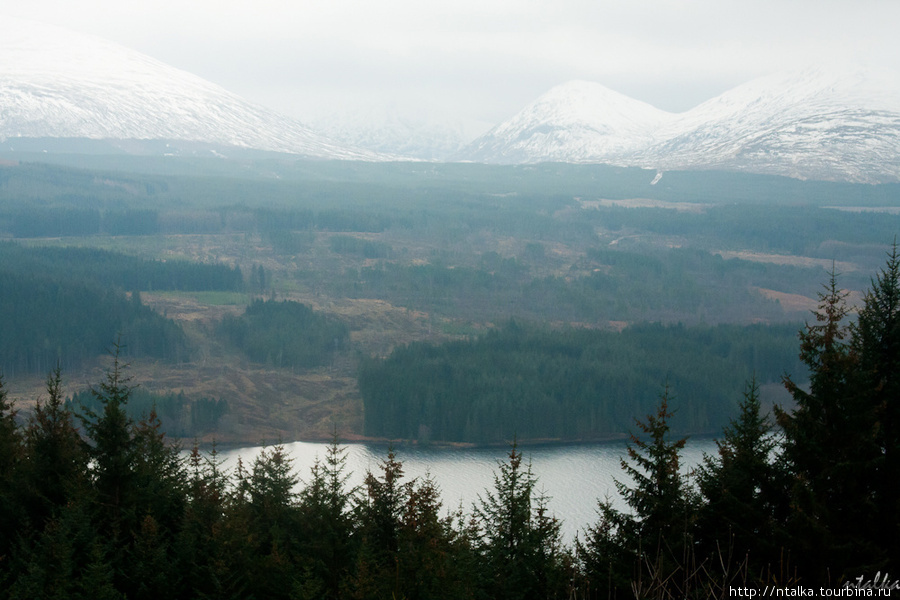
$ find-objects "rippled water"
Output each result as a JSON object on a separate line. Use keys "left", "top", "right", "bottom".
{"left": 216, "top": 437, "right": 718, "bottom": 543}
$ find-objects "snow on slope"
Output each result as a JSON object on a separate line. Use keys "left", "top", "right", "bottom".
{"left": 460, "top": 67, "right": 900, "bottom": 183}
{"left": 309, "top": 103, "right": 477, "bottom": 161}
{"left": 641, "top": 66, "right": 900, "bottom": 182}
{"left": 0, "top": 16, "right": 379, "bottom": 160}
{"left": 462, "top": 81, "right": 675, "bottom": 164}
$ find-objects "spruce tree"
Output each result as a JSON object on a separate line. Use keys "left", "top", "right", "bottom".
{"left": 618, "top": 385, "right": 693, "bottom": 547}
{"left": 244, "top": 444, "right": 301, "bottom": 600}
{"left": 296, "top": 436, "right": 356, "bottom": 600}
{"left": 396, "top": 475, "right": 453, "bottom": 600}
{"left": 79, "top": 346, "right": 138, "bottom": 540}
{"left": 21, "top": 367, "right": 87, "bottom": 528}
{"left": 474, "top": 440, "right": 568, "bottom": 600}
{"left": 0, "top": 374, "right": 23, "bottom": 595}
{"left": 352, "top": 446, "right": 406, "bottom": 600}
{"left": 776, "top": 268, "right": 880, "bottom": 579}
{"left": 695, "top": 377, "right": 788, "bottom": 581}
{"left": 176, "top": 442, "right": 231, "bottom": 600}
{"left": 852, "top": 242, "right": 900, "bottom": 568}
{"left": 580, "top": 386, "right": 695, "bottom": 597}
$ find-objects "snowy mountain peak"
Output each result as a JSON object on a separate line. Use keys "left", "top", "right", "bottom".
{"left": 503, "top": 80, "right": 673, "bottom": 131}
{"left": 461, "top": 66, "right": 900, "bottom": 183}
{"left": 0, "top": 15, "right": 380, "bottom": 159}
{"left": 308, "top": 102, "right": 483, "bottom": 161}
{"left": 462, "top": 80, "right": 674, "bottom": 164}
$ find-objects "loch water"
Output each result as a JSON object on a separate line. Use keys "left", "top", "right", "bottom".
{"left": 216, "top": 437, "right": 719, "bottom": 543}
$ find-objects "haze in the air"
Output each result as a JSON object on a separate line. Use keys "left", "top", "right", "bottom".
{"left": 3, "top": 0, "right": 899, "bottom": 139}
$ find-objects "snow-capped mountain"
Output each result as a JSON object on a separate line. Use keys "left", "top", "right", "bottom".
{"left": 459, "top": 67, "right": 900, "bottom": 184}
{"left": 640, "top": 66, "right": 900, "bottom": 183}
{"left": 0, "top": 16, "right": 378, "bottom": 160}
{"left": 462, "top": 81, "right": 675, "bottom": 164}
{"left": 309, "top": 104, "right": 481, "bottom": 161}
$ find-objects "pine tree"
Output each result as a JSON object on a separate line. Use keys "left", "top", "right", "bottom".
{"left": 244, "top": 444, "right": 301, "bottom": 600}
{"left": 296, "top": 435, "right": 356, "bottom": 600}
{"left": 580, "top": 386, "right": 695, "bottom": 597}
{"left": 79, "top": 346, "right": 138, "bottom": 539}
{"left": 776, "top": 268, "right": 880, "bottom": 578}
{"left": 695, "top": 377, "right": 788, "bottom": 581}
{"left": 474, "top": 440, "right": 568, "bottom": 600}
{"left": 176, "top": 442, "right": 231, "bottom": 600}
{"left": 0, "top": 374, "right": 23, "bottom": 595}
{"left": 852, "top": 241, "right": 900, "bottom": 567}
{"left": 352, "top": 446, "right": 406, "bottom": 600}
{"left": 21, "top": 367, "right": 87, "bottom": 528}
{"left": 397, "top": 475, "right": 447, "bottom": 599}
{"left": 618, "top": 385, "right": 694, "bottom": 547}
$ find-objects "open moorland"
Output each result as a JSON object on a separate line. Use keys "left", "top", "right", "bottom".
{"left": 1, "top": 157, "right": 898, "bottom": 443}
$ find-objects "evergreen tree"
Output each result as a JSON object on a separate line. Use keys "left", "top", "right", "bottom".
{"left": 296, "top": 436, "right": 357, "bottom": 600}
{"left": 244, "top": 444, "right": 301, "bottom": 600}
{"left": 776, "top": 268, "right": 879, "bottom": 579}
{"left": 695, "top": 377, "right": 788, "bottom": 582}
{"left": 79, "top": 346, "right": 138, "bottom": 540}
{"left": 77, "top": 346, "right": 190, "bottom": 597}
{"left": 21, "top": 368, "right": 87, "bottom": 528}
{"left": 618, "top": 386, "right": 694, "bottom": 548}
{"left": 352, "top": 446, "right": 407, "bottom": 600}
{"left": 474, "top": 440, "right": 569, "bottom": 600}
{"left": 123, "top": 410, "right": 186, "bottom": 598}
{"left": 131, "top": 408, "right": 186, "bottom": 534}
{"left": 577, "top": 496, "right": 637, "bottom": 598}
{"left": 396, "top": 474, "right": 455, "bottom": 600}
{"left": 852, "top": 242, "right": 900, "bottom": 568}
{"left": 579, "top": 386, "right": 695, "bottom": 597}
{"left": 0, "top": 374, "right": 23, "bottom": 594}
{"left": 176, "top": 442, "right": 232, "bottom": 600}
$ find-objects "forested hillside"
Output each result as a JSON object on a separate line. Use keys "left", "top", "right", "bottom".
{"left": 220, "top": 299, "right": 350, "bottom": 369}
{"left": 1, "top": 159, "right": 898, "bottom": 442}
{"left": 0, "top": 243, "right": 896, "bottom": 596}
{"left": 360, "top": 321, "right": 805, "bottom": 443}
{"left": 0, "top": 243, "right": 242, "bottom": 376}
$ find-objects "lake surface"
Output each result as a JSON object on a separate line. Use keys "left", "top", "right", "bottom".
{"left": 216, "top": 437, "right": 719, "bottom": 543}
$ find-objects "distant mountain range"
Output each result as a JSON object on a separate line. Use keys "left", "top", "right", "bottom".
{"left": 0, "top": 16, "right": 380, "bottom": 160}
{"left": 461, "top": 69, "right": 900, "bottom": 184}
{"left": 3, "top": 15, "right": 900, "bottom": 183}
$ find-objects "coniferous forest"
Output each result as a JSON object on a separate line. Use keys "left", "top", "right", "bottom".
{"left": 1, "top": 247, "right": 898, "bottom": 598}
{"left": 3, "top": 160, "right": 900, "bottom": 594}
{"left": 359, "top": 321, "right": 804, "bottom": 442}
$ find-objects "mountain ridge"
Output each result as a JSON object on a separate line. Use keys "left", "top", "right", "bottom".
{"left": 460, "top": 66, "right": 900, "bottom": 184}
{"left": 0, "top": 16, "right": 381, "bottom": 161}
{"left": 3, "top": 16, "right": 900, "bottom": 182}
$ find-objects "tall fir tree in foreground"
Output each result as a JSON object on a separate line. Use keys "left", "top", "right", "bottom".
{"left": 852, "top": 242, "right": 900, "bottom": 568}
{"left": 0, "top": 375, "right": 23, "bottom": 593}
{"left": 475, "top": 440, "right": 570, "bottom": 600}
{"left": 20, "top": 367, "right": 87, "bottom": 529}
{"left": 296, "top": 435, "right": 357, "bottom": 600}
{"left": 777, "top": 256, "right": 900, "bottom": 580}
{"left": 579, "top": 386, "right": 695, "bottom": 598}
{"left": 696, "top": 377, "right": 789, "bottom": 582}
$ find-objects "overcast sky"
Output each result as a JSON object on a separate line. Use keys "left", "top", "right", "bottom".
{"left": 4, "top": 0, "right": 900, "bottom": 136}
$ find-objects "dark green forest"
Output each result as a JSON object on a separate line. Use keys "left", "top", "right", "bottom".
{"left": 360, "top": 321, "right": 805, "bottom": 443}
{"left": 220, "top": 299, "right": 350, "bottom": 369}
{"left": 0, "top": 269, "right": 184, "bottom": 376}
{"left": 67, "top": 388, "right": 229, "bottom": 439}
{"left": 1, "top": 158, "right": 899, "bottom": 593}
{"left": 0, "top": 243, "right": 242, "bottom": 376}
{"left": 1, "top": 246, "right": 898, "bottom": 597}
{"left": 331, "top": 247, "right": 830, "bottom": 323}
